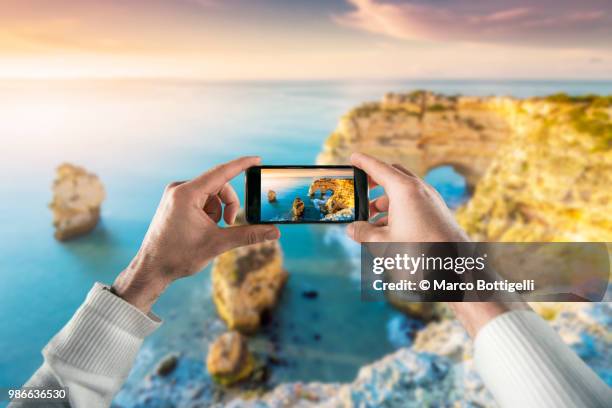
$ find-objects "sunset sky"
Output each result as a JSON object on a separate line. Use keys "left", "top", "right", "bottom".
{"left": 262, "top": 168, "right": 354, "bottom": 179}
{"left": 1, "top": 0, "right": 611, "bottom": 79}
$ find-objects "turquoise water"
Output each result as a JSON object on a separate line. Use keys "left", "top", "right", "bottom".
{"left": 1, "top": 80, "right": 611, "bottom": 404}
{"left": 424, "top": 166, "right": 470, "bottom": 209}
{"left": 262, "top": 177, "right": 328, "bottom": 221}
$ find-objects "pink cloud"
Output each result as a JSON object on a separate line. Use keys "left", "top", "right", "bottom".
{"left": 476, "top": 7, "right": 532, "bottom": 23}
{"left": 335, "top": 0, "right": 612, "bottom": 47}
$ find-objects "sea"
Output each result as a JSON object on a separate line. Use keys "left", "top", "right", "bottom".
{"left": 1, "top": 79, "right": 611, "bottom": 406}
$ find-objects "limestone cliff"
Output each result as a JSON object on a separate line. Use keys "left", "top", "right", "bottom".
{"left": 212, "top": 212, "right": 288, "bottom": 333}
{"left": 456, "top": 94, "right": 612, "bottom": 241}
{"left": 317, "top": 90, "right": 513, "bottom": 191}
{"left": 318, "top": 91, "right": 612, "bottom": 241}
{"left": 308, "top": 178, "right": 355, "bottom": 216}
{"left": 49, "top": 163, "right": 106, "bottom": 241}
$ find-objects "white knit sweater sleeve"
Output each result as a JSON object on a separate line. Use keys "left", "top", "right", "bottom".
{"left": 474, "top": 310, "right": 611, "bottom": 408}
{"left": 10, "top": 283, "right": 161, "bottom": 408}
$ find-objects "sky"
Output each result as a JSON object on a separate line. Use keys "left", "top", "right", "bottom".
{"left": 262, "top": 168, "right": 354, "bottom": 178}
{"left": 1, "top": 0, "right": 611, "bottom": 79}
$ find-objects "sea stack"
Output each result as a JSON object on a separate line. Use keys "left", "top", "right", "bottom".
{"left": 49, "top": 163, "right": 106, "bottom": 241}
{"left": 267, "top": 190, "right": 277, "bottom": 202}
{"left": 211, "top": 211, "right": 288, "bottom": 333}
{"left": 206, "top": 331, "right": 255, "bottom": 386}
{"left": 292, "top": 197, "right": 305, "bottom": 219}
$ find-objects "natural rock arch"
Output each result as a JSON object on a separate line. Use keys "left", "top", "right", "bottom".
{"left": 317, "top": 91, "right": 513, "bottom": 192}
{"left": 421, "top": 162, "right": 476, "bottom": 194}
{"left": 308, "top": 178, "right": 339, "bottom": 198}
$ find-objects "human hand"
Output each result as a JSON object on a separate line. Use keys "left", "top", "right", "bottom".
{"left": 346, "top": 152, "right": 469, "bottom": 243}
{"left": 113, "top": 156, "right": 280, "bottom": 312}
{"left": 346, "top": 153, "right": 529, "bottom": 336}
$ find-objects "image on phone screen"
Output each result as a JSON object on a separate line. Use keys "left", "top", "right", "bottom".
{"left": 261, "top": 167, "right": 355, "bottom": 222}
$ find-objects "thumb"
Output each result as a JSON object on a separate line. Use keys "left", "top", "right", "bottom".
{"left": 346, "top": 221, "right": 380, "bottom": 242}
{"left": 217, "top": 224, "right": 280, "bottom": 252}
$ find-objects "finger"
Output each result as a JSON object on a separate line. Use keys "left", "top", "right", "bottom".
{"left": 204, "top": 195, "right": 223, "bottom": 223}
{"left": 165, "top": 180, "right": 187, "bottom": 191}
{"left": 374, "top": 215, "right": 388, "bottom": 226}
{"left": 368, "top": 175, "right": 379, "bottom": 189}
{"left": 187, "top": 156, "right": 261, "bottom": 195}
{"left": 392, "top": 163, "right": 418, "bottom": 178}
{"left": 369, "top": 195, "right": 389, "bottom": 216}
{"left": 346, "top": 221, "right": 383, "bottom": 243}
{"left": 350, "top": 152, "right": 404, "bottom": 190}
{"left": 218, "top": 183, "right": 240, "bottom": 225}
{"left": 217, "top": 224, "right": 280, "bottom": 252}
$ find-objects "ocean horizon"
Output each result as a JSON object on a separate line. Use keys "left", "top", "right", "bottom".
{"left": 1, "top": 79, "right": 611, "bottom": 406}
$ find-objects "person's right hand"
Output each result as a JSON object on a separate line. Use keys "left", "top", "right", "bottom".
{"left": 346, "top": 152, "right": 469, "bottom": 243}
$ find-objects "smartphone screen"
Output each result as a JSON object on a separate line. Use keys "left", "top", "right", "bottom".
{"left": 245, "top": 166, "right": 368, "bottom": 224}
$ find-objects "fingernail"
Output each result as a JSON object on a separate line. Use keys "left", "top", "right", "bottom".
{"left": 265, "top": 229, "right": 279, "bottom": 240}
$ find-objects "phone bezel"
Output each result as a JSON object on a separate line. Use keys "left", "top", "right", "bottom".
{"left": 245, "top": 165, "right": 368, "bottom": 224}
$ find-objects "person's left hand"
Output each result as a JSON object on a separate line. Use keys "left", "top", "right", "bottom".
{"left": 112, "top": 156, "right": 280, "bottom": 312}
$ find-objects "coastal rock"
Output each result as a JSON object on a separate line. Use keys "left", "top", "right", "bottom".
{"left": 309, "top": 178, "right": 355, "bottom": 217}
{"left": 322, "top": 207, "right": 354, "bottom": 221}
{"left": 317, "top": 90, "right": 611, "bottom": 315}
{"left": 206, "top": 331, "right": 255, "bottom": 386}
{"left": 212, "top": 212, "right": 288, "bottom": 333}
{"left": 221, "top": 303, "right": 610, "bottom": 407}
{"left": 267, "top": 190, "right": 277, "bottom": 202}
{"left": 155, "top": 353, "right": 179, "bottom": 377}
{"left": 455, "top": 95, "right": 612, "bottom": 241}
{"left": 317, "top": 90, "right": 512, "bottom": 191}
{"left": 292, "top": 197, "right": 305, "bottom": 219}
{"left": 124, "top": 304, "right": 610, "bottom": 407}
{"left": 387, "top": 298, "right": 452, "bottom": 322}
{"left": 225, "top": 349, "right": 469, "bottom": 407}
{"left": 413, "top": 319, "right": 472, "bottom": 361}
{"left": 317, "top": 92, "right": 612, "bottom": 242}
{"left": 49, "top": 163, "right": 105, "bottom": 240}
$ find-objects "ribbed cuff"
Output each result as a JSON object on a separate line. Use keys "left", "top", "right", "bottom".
{"left": 43, "top": 282, "right": 162, "bottom": 378}
{"left": 474, "top": 310, "right": 611, "bottom": 408}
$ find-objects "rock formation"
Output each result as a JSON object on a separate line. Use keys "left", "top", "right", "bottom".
{"left": 456, "top": 95, "right": 612, "bottom": 241}
{"left": 126, "top": 303, "right": 610, "bottom": 406}
{"left": 317, "top": 90, "right": 513, "bottom": 191}
{"left": 211, "top": 212, "right": 288, "bottom": 333}
{"left": 308, "top": 178, "right": 355, "bottom": 217}
{"left": 206, "top": 331, "right": 255, "bottom": 386}
{"left": 317, "top": 91, "right": 612, "bottom": 242}
{"left": 217, "top": 303, "right": 609, "bottom": 407}
{"left": 49, "top": 163, "right": 106, "bottom": 241}
{"left": 155, "top": 353, "right": 179, "bottom": 377}
{"left": 292, "top": 197, "right": 305, "bottom": 219}
{"left": 267, "top": 190, "right": 277, "bottom": 202}
{"left": 318, "top": 90, "right": 612, "bottom": 318}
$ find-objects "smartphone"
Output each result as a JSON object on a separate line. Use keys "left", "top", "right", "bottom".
{"left": 245, "top": 165, "right": 369, "bottom": 224}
